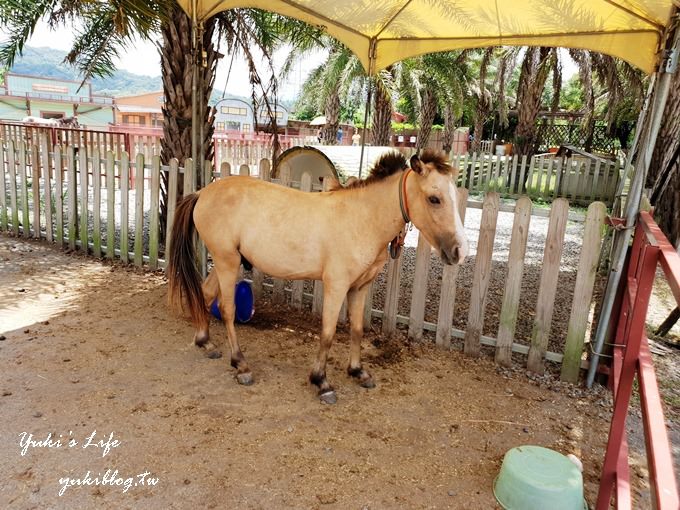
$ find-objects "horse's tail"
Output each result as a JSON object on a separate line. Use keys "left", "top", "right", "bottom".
{"left": 166, "top": 193, "right": 206, "bottom": 325}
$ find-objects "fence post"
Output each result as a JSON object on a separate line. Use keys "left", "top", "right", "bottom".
{"left": 8, "top": 143, "right": 18, "bottom": 234}
{"left": 495, "top": 196, "right": 532, "bottom": 365}
{"left": 560, "top": 202, "right": 607, "bottom": 382}
{"left": 469, "top": 152, "right": 478, "bottom": 191}
{"left": 435, "top": 188, "right": 469, "bottom": 348}
{"left": 382, "top": 252, "right": 403, "bottom": 336}
{"left": 259, "top": 158, "right": 271, "bottom": 181}
{"left": 149, "top": 155, "right": 161, "bottom": 269}
{"left": 464, "top": 192, "right": 499, "bottom": 356}
{"left": 0, "top": 143, "right": 7, "bottom": 232}
{"left": 78, "top": 144, "right": 89, "bottom": 252}
{"left": 120, "top": 151, "right": 130, "bottom": 263}
{"left": 592, "top": 159, "right": 602, "bottom": 201}
{"left": 408, "top": 229, "right": 432, "bottom": 341}
{"left": 527, "top": 198, "right": 570, "bottom": 373}
{"left": 40, "top": 136, "right": 53, "bottom": 242}
{"left": 54, "top": 145, "right": 64, "bottom": 247}
{"left": 92, "top": 147, "right": 102, "bottom": 257}
{"left": 165, "top": 159, "right": 180, "bottom": 261}
{"left": 134, "top": 153, "right": 145, "bottom": 266}
{"left": 106, "top": 151, "right": 115, "bottom": 259}
{"left": 66, "top": 146, "right": 77, "bottom": 250}
{"left": 18, "top": 142, "right": 30, "bottom": 238}
{"left": 220, "top": 161, "right": 231, "bottom": 177}
{"left": 31, "top": 143, "right": 40, "bottom": 239}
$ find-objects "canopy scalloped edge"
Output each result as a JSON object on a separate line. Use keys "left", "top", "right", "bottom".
{"left": 178, "top": 1, "right": 679, "bottom": 74}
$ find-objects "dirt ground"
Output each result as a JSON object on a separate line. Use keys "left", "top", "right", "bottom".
{"left": 0, "top": 235, "right": 630, "bottom": 509}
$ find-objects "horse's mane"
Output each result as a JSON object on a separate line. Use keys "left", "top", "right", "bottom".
{"left": 331, "top": 149, "right": 453, "bottom": 191}
{"left": 336, "top": 151, "right": 408, "bottom": 191}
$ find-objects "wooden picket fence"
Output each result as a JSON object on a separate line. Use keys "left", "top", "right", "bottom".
{"left": 453, "top": 151, "right": 622, "bottom": 206}
{"left": 1, "top": 139, "right": 607, "bottom": 379}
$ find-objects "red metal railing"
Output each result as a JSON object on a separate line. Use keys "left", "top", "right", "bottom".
{"left": 597, "top": 211, "right": 679, "bottom": 509}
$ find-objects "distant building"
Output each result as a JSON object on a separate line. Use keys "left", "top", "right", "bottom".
{"left": 114, "top": 91, "right": 164, "bottom": 128}
{"left": 0, "top": 72, "right": 114, "bottom": 127}
{"left": 214, "top": 98, "right": 288, "bottom": 133}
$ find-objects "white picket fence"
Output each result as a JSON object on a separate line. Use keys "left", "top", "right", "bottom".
{"left": 452, "top": 152, "right": 622, "bottom": 205}
{"left": 1, "top": 139, "right": 607, "bottom": 380}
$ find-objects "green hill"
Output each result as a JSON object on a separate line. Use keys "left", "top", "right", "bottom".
{"left": 7, "top": 45, "right": 293, "bottom": 109}
{"left": 9, "top": 46, "right": 162, "bottom": 97}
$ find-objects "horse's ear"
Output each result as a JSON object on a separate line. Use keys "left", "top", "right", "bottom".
{"left": 451, "top": 165, "right": 460, "bottom": 180}
{"left": 410, "top": 155, "right": 427, "bottom": 175}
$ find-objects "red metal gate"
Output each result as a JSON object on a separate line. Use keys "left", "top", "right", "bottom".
{"left": 597, "top": 211, "right": 679, "bottom": 509}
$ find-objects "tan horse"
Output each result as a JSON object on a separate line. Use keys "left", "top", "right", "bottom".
{"left": 167, "top": 150, "right": 468, "bottom": 404}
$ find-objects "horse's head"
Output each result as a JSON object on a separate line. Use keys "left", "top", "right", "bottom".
{"left": 407, "top": 150, "right": 468, "bottom": 265}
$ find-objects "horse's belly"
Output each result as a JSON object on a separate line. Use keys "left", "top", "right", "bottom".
{"left": 240, "top": 240, "right": 323, "bottom": 280}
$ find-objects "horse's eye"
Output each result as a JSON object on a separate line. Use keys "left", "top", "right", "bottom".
{"left": 428, "top": 196, "right": 441, "bottom": 205}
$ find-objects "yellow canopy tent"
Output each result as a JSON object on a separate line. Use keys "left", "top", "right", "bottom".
{"left": 179, "top": 0, "right": 679, "bottom": 390}
{"left": 178, "top": 0, "right": 678, "bottom": 74}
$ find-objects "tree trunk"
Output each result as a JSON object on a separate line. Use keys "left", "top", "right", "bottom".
{"left": 372, "top": 81, "right": 392, "bottom": 146}
{"left": 648, "top": 65, "right": 680, "bottom": 245}
{"left": 514, "top": 47, "right": 553, "bottom": 159}
{"left": 471, "top": 113, "right": 485, "bottom": 153}
{"left": 442, "top": 104, "right": 456, "bottom": 155}
{"left": 416, "top": 87, "right": 437, "bottom": 152}
{"left": 323, "top": 86, "right": 341, "bottom": 145}
{"left": 158, "top": 5, "right": 217, "bottom": 240}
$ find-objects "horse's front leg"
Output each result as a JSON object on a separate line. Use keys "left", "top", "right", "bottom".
{"left": 310, "top": 282, "right": 347, "bottom": 404}
{"left": 346, "top": 283, "right": 375, "bottom": 388}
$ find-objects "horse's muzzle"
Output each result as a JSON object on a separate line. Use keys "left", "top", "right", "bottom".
{"left": 440, "top": 238, "right": 468, "bottom": 266}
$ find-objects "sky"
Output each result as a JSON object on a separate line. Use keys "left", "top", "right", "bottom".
{"left": 16, "top": 19, "right": 325, "bottom": 100}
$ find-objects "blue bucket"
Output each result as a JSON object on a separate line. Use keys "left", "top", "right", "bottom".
{"left": 210, "top": 281, "right": 255, "bottom": 323}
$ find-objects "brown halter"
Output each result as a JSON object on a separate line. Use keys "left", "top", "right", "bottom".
{"left": 389, "top": 168, "right": 412, "bottom": 259}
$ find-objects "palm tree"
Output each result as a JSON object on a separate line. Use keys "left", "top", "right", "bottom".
{"left": 371, "top": 67, "right": 394, "bottom": 146}
{"left": 294, "top": 41, "right": 366, "bottom": 145}
{"left": 396, "top": 51, "right": 469, "bottom": 153}
{"left": 514, "top": 47, "right": 556, "bottom": 157}
{"left": 470, "top": 47, "right": 496, "bottom": 153}
{"left": 2, "top": 1, "right": 322, "bottom": 238}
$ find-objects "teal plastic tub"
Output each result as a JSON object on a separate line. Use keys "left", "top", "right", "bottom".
{"left": 493, "top": 446, "right": 586, "bottom": 510}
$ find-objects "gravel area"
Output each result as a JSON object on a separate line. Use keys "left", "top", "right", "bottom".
{"left": 373, "top": 203, "right": 605, "bottom": 355}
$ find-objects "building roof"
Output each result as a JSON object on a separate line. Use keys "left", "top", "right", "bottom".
{"left": 116, "top": 104, "right": 162, "bottom": 114}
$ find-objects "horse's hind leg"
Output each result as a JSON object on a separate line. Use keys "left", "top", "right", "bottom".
{"left": 310, "top": 282, "right": 347, "bottom": 404}
{"left": 195, "top": 270, "right": 219, "bottom": 348}
{"left": 346, "top": 284, "right": 375, "bottom": 388}
{"left": 213, "top": 252, "right": 253, "bottom": 385}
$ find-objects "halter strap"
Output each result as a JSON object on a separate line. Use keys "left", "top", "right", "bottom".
{"left": 398, "top": 168, "right": 412, "bottom": 224}
{"left": 390, "top": 169, "right": 412, "bottom": 259}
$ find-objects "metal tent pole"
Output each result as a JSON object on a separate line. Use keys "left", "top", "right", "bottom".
{"left": 358, "top": 38, "right": 378, "bottom": 179}
{"left": 610, "top": 75, "right": 657, "bottom": 217}
{"left": 586, "top": 19, "right": 679, "bottom": 388}
{"left": 358, "top": 78, "right": 373, "bottom": 179}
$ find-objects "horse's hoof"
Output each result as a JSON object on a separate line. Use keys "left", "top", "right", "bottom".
{"left": 206, "top": 350, "right": 222, "bottom": 359}
{"left": 194, "top": 334, "right": 210, "bottom": 347}
{"left": 360, "top": 378, "right": 376, "bottom": 389}
{"left": 319, "top": 390, "right": 337, "bottom": 405}
{"left": 236, "top": 372, "right": 254, "bottom": 386}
